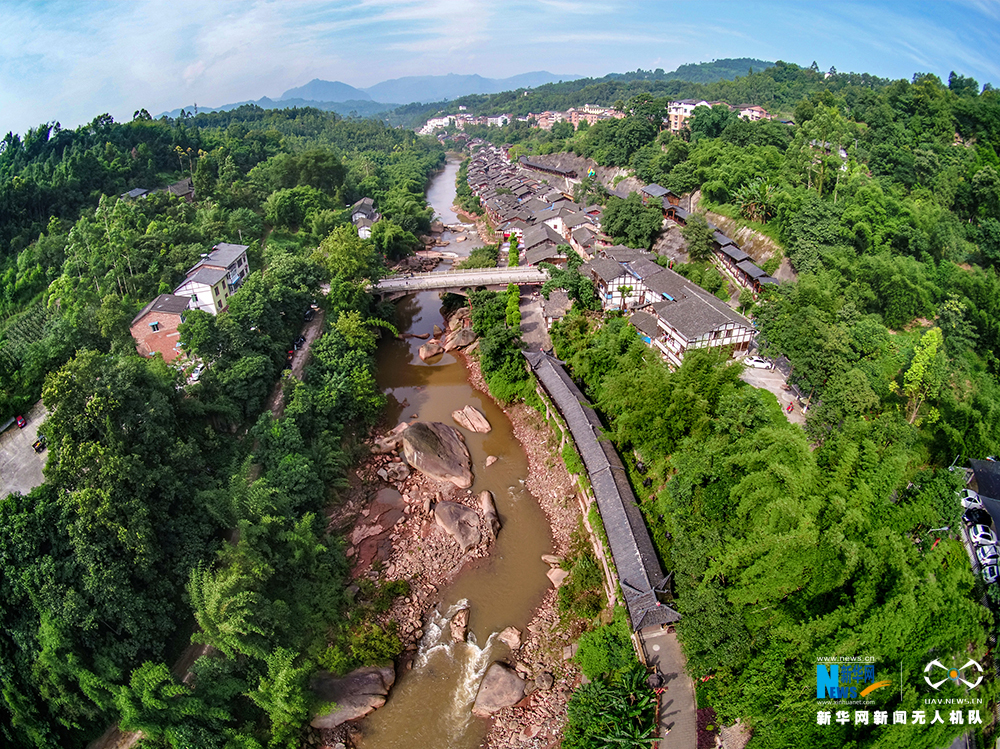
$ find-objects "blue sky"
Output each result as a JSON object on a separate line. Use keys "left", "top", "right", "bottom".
{"left": 1, "top": 0, "right": 998, "bottom": 136}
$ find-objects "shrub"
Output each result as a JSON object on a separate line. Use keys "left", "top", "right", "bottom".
{"left": 562, "top": 441, "right": 584, "bottom": 475}
{"left": 574, "top": 607, "right": 635, "bottom": 680}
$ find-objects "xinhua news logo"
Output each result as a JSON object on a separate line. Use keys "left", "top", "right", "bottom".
{"left": 817, "top": 663, "right": 891, "bottom": 700}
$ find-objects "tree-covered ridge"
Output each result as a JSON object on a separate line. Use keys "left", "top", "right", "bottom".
{"left": 550, "top": 316, "right": 991, "bottom": 748}
{"left": 0, "top": 106, "right": 443, "bottom": 748}
{"left": 0, "top": 106, "right": 443, "bottom": 416}
{"left": 388, "top": 59, "right": 907, "bottom": 127}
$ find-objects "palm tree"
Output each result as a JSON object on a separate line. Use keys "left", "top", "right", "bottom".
{"left": 733, "top": 177, "right": 776, "bottom": 224}
{"left": 617, "top": 285, "right": 634, "bottom": 310}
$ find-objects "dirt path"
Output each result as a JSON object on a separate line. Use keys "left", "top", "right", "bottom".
{"left": 266, "top": 308, "right": 326, "bottom": 418}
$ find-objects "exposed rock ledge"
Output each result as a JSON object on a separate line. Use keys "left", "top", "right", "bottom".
{"left": 310, "top": 664, "right": 396, "bottom": 728}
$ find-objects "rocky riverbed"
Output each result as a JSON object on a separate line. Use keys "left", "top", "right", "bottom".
{"left": 461, "top": 352, "right": 585, "bottom": 749}
{"left": 315, "top": 338, "right": 585, "bottom": 748}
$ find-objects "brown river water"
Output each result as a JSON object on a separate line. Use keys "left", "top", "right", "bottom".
{"left": 354, "top": 156, "right": 554, "bottom": 748}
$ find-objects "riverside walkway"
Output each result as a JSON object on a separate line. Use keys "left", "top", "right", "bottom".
{"left": 523, "top": 350, "right": 696, "bottom": 749}
{"left": 373, "top": 267, "right": 548, "bottom": 298}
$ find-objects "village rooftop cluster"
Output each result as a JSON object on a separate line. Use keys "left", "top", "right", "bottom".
{"left": 420, "top": 100, "right": 773, "bottom": 137}
{"left": 465, "top": 144, "right": 777, "bottom": 367}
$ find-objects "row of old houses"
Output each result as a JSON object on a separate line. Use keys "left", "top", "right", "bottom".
{"left": 633, "top": 181, "right": 778, "bottom": 294}
{"left": 578, "top": 245, "right": 757, "bottom": 367}
{"left": 467, "top": 145, "right": 613, "bottom": 264}
{"left": 467, "top": 145, "right": 773, "bottom": 367}
{"left": 129, "top": 243, "right": 251, "bottom": 363}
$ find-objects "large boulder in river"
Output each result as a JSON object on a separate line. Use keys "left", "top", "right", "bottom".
{"left": 452, "top": 404, "right": 491, "bottom": 433}
{"left": 472, "top": 662, "right": 526, "bottom": 717}
{"left": 418, "top": 341, "right": 444, "bottom": 361}
{"left": 401, "top": 422, "right": 473, "bottom": 488}
{"left": 310, "top": 664, "right": 396, "bottom": 728}
{"left": 443, "top": 327, "right": 478, "bottom": 352}
{"left": 434, "top": 501, "right": 481, "bottom": 551}
{"left": 479, "top": 490, "right": 500, "bottom": 540}
{"left": 450, "top": 605, "right": 470, "bottom": 642}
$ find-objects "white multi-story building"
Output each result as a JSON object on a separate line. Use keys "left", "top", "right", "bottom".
{"left": 173, "top": 243, "right": 250, "bottom": 315}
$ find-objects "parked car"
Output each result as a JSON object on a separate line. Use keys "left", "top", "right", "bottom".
{"left": 15, "top": 415, "right": 26, "bottom": 428}
{"left": 976, "top": 545, "right": 999, "bottom": 565}
{"left": 743, "top": 355, "right": 771, "bottom": 369}
{"left": 190, "top": 364, "right": 205, "bottom": 383}
{"left": 970, "top": 524, "right": 997, "bottom": 545}
{"left": 964, "top": 508, "right": 992, "bottom": 526}
{"left": 32, "top": 435, "right": 46, "bottom": 453}
{"left": 984, "top": 564, "right": 1000, "bottom": 584}
{"left": 295, "top": 335, "right": 306, "bottom": 347}
{"left": 303, "top": 308, "right": 315, "bottom": 322}
{"left": 959, "top": 489, "right": 984, "bottom": 510}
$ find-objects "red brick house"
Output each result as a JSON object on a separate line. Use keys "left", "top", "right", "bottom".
{"left": 130, "top": 294, "right": 192, "bottom": 363}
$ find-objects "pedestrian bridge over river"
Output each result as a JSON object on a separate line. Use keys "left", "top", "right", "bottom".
{"left": 373, "top": 267, "right": 549, "bottom": 300}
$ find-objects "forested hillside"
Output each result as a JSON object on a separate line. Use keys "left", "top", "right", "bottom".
{"left": 469, "top": 69, "right": 1000, "bottom": 747}
{"left": 0, "top": 106, "right": 444, "bottom": 748}
{"left": 386, "top": 59, "right": 895, "bottom": 127}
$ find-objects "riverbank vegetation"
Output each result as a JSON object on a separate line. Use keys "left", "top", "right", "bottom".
{"left": 467, "top": 288, "right": 531, "bottom": 402}
{"left": 454, "top": 241, "right": 500, "bottom": 270}
{"left": 454, "top": 157, "right": 484, "bottom": 216}
{"left": 0, "top": 106, "right": 443, "bottom": 748}
{"left": 564, "top": 607, "right": 656, "bottom": 749}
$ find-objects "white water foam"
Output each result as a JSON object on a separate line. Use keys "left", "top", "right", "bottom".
{"left": 414, "top": 599, "right": 499, "bottom": 738}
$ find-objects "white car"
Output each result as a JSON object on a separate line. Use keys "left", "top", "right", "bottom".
{"left": 743, "top": 355, "right": 771, "bottom": 369}
{"left": 970, "top": 524, "right": 997, "bottom": 546}
{"left": 984, "top": 565, "right": 999, "bottom": 584}
{"left": 959, "top": 489, "right": 983, "bottom": 510}
{"left": 976, "top": 545, "right": 999, "bottom": 565}
{"left": 190, "top": 363, "right": 205, "bottom": 383}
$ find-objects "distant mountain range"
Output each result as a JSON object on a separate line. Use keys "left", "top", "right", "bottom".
{"left": 157, "top": 97, "right": 392, "bottom": 121}
{"left": 157, "top": 71, "right": 581, "bottom": 118}
{"left": 354, "top": 71, "right": 583, "bottom": 103}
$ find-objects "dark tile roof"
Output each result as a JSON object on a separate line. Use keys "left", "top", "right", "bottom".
{"left": 646, "top": 274, "right": 752, "bottom": 340}
{"left": 181, "top": 266, "right": 227, "bottom": 287}
{"left": 522, "top": 223, "right": 564, "bottom": 251}
{"left": 642, "top": 270, "right": 689, "bottom": 300}
{"left": 713, "top": 231, "right": 735, "bottom": 247}
{"left": 583, "top": 258, "right": 628, "bottom": 284}
{"left": 630, "top": 311, "right": 661, "bottom": 339}
{"left": 572, "top": 226, "right": 596, "bottom": 247}
{"left": 167, "top": 177, "right": 194, "bottom": 197}
{"left": 121, "top": 187, "right": 149, "bottom": 199}
{"left": 973, "top": 459, "right": 1000, "bottom": 499}
{"left": 563, "top": 212, "right": 594, "bottom": 229}
{"left": 642, "top": 184, "right": 669, "bottom": 198}
{"left": 131, "top": 294, "right": 191, "bottom": 326}
{"left": 525, "top": 244, "right": 564, "bottom": 265}
{"left": 736, "top": 260, "right": 768, "bottom": 280}
{"left": 602, "top": 245, "right": 652, "bottom": 263}
{"left": 543, "top": 289, "right": 573, "bottom": 319}
{"left": 523, "top": 351, "right": 679, "bottom": 630}
{"left": 207, "top": 243, "right": 249, "bottom": 267}
{"left": 626, "top": 258, "right": 665, "bottom": 280}
{"left": 718, "top": 244, "right": 750, "bottom": 263}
